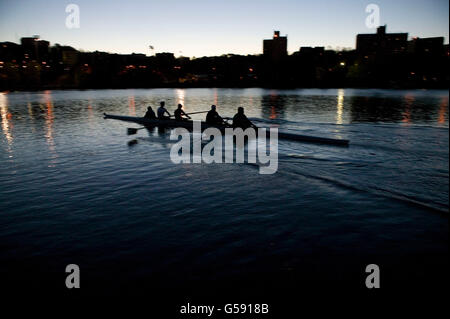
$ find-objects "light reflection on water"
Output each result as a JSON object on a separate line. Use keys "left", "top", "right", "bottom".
{"left": 439, "top": 96, "right": 448, "bottom": 125}
{"left": 0, "top": 92, "right": 12, "bottom": 146}
{"left": 43, "top": 91, "right": 55, "bottom": 149}
{"left": 402, "top": 93, "right": 414, "bottom": 124}
{"left": 128, "top": 95, "right": 136, "bottom": 116}
{"left": 336, "top": 88, "right": 344, "bottom": 125}
{"left": 0, "top": 92, "right": 14, "bottom": 161}
{"left": 176, "top": 88, "right": 185, "bottom": 107}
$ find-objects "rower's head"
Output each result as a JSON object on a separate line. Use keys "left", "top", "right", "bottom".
{"left": 238, "top": 107, "right": 244, "bottom": 114}
{"left": 147, "top": 106, "right": 153, "bottom": 111}
{"left": 211, "top": 105, "right": 216, "bottom": 111}
{"left": 160, "top": 101, "right": 165, "bottom": 107}
{"left": 177, "top": 104, "right": 183, "bottom": 109}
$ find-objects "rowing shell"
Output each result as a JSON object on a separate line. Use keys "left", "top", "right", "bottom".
{"left": 103, "top": 113, "right": 349, "bottom": 146}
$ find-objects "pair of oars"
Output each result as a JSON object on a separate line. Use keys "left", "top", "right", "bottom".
{"left": 127, "top": 110, "right": 209, "bottom": 135}
{"left": 222, "top": 116, "right": 258, "bottom": 129}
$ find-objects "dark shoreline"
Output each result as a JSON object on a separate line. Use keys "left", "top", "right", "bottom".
{"left": 2, "top": 84, "right": 449, "bottom": 93}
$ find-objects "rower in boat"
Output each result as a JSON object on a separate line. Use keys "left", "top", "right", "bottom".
{"left": 232, "top": 107, "right": 256, "bottom": 129}
{"left": 174, "top": 104, "right": 191, "bottom": 121}
{"left": 205, "top": 105, "right": 224, "bottom": 125}
{"left": 144, "top": 106, "right": 156, "bottom": 119}
{"left": 157, "top": 101, "right": 171, "bottom": 120}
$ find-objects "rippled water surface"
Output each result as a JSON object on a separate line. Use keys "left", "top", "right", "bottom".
{"left": 0, "top": 88, "right": 448, "bottom": 294}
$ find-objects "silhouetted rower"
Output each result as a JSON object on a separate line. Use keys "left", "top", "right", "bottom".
{"left": 144, "top": 106, "right": 156, "bottom": 119}
{"left": 174, "top": 104, "right": 191, "bottom": 121}
{"left": 157, "top": 101, "right": 171, "bottom": 119}
{"left": 232, "top": 107, "right": 254, "bottom": 129}
{"left": 206, "top": 105, "right": 224, "bottom": 125}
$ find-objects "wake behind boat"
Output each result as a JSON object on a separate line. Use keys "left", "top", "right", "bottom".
{"left": 103, "top": 113, "right": 350, "bottom": 146}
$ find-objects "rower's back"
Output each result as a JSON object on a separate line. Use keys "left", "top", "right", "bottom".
{"left": 174, "top": 108, "right": 183, "bottom": 121}
{"left": 206, "top": 105, "right": 221, "bottom": 124}
{"left": 144, "top": 107, "right": 156, "bottom": 119}
{"left": 157, "top": 101, "right": 168, "bottom": 119}
{"left": 206, "top": 110, "right": 219, "bottom": 124}
{"left": 232, "top": 107, "right": 252, "bottom": 129}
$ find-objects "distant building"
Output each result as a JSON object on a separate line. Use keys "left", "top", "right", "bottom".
{"left": 20, "top": 37, "right": 37, "bottom": 49}
{"left": 20, "top": 36, "right": 50, "bottom": 61}
{"left": 356, "top": 25, "right": 408, "bottom": 55}
{"left": 296, "top": 46, "right": 325, "bottom": 56}
{"left": 0, "top": 42, "right": 21, "bottom": 61}
{"left": 408, "top": 37, "right": 445, "bottom": 56}
{"left": 62, "top": 49, "right": 78, "bottom": 65}
{"left": 155, "top": 52, "right": 175, "bottom": 59}
{"left": 263, "top": 31, "right": 287, "bottom": 61}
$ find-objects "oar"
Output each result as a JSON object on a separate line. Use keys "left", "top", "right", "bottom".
{"left": 180, "top": 110, "right": 209, "bottom": 116}
{"left": 168, "top": 110, "right": 210, "bottom": 118}
{"left": 127, "top": 110, "right": 210, "bottom": 135}
{"left": 127, "top": 127, "right": 146, "bottom": 135}
{"left": 222, "top": 116, "right": 257, "bottom": 129}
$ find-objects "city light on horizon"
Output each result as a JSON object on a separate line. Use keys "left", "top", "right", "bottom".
{"left": 0, "top": 0, "right": 448, "bottom": 57}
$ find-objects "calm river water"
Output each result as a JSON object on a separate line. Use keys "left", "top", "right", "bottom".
{"left": 0, "top": 88, "right": 448, "bottom": 300}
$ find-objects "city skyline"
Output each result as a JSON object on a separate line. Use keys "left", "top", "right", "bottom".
{"left": 0, "top": 0, "right": 449, "bottom": 57}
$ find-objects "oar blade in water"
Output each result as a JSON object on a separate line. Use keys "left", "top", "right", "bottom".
{"left": 127, "top": 128, "right": 138, "bottom": 135}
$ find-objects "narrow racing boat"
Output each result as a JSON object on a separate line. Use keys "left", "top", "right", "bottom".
{"left": 104, "top": 113, "right": 349, "bottom": 146}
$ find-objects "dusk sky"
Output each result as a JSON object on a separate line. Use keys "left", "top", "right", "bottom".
{"left": 0, "top": 0, "right": 448, "bottom": 57}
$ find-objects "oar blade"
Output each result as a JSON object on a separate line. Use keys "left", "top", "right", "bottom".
{"left": 127, "top": 128, "right": 138, "bottom": 135}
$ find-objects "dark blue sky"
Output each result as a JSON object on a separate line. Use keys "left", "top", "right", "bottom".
{"left": 0, "top": 0, "right": 448, "bottom": 57}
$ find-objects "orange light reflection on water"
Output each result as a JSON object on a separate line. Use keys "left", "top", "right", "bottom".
{"left": 402, "top": 94, "right": 415, "bottom": 124}
{"left": 269, "top": 91, "right": 278, "bottom": 119}
{"left": 128, "top": 96, "right": 136, "bottom": 115}
{"left": 213, "top": 88, "right": 218, "bottom": 106}
{"left": 438, "top": 96, "right": 448, "bottom": 125}
{"left": 269, "top": 106, "right": 277, "bottom": 119}
{"left": 43, "top": 90, "right": 55, "bottom": 154}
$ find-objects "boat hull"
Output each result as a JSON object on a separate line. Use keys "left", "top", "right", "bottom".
{"left": 104, "top": 114, "right": 349, "bottom": 146}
